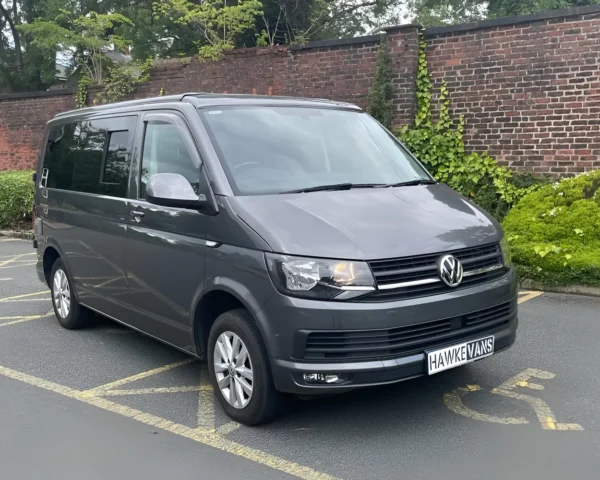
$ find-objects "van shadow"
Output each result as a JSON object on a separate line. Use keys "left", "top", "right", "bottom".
{"left": 270, "top": 367, "right": 479, "bottom": 435}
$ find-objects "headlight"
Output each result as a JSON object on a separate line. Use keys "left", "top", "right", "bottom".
{"left": 500, "top": 237, "right": 512, "bottom": 267}
{"left": 265, "top": 253, "right": 375, "bottom": 300}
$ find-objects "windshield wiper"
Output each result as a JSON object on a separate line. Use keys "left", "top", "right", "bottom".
{"left": 281, "top": 183, "right": 386, "bottom": 194}
{"left": 384, "top": 179, "right": 437, "bottom": 188}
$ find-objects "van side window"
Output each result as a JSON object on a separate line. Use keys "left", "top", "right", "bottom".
{"left": 140, "top": 121, "right": 200, "bottom": 198}
{"left": 44, "top": 123, "right": 78, "bottom": 190}
{"left": 42, "top": 116, "right": 136, "bottom": 198}
{"left": 102, "top": 131, "right": 130, "bottom": 197}
{"left": 72, "top": 120, "right": 106, "bottom": 194}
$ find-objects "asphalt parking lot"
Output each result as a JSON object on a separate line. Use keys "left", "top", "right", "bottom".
{"left": 0, "top": 238, "right": 599, "bottom": 480}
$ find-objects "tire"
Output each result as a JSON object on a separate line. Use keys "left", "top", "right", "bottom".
{"left": 50, "top": 258, "right": 92, "bottom": 330}
{"left": 207, "top": 309, "right": 282, "bottom": 426}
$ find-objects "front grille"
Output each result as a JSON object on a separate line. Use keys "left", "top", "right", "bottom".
{"left": 302, "top": 301, "right": 515, "bottom": 362}
{"left": 361, "top": 243, "right": 505, "bottom": 302}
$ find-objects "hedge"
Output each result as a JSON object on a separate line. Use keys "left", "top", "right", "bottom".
{"left": 503, "top": 170, "right": 600, "bottom": 286}
{"left": 0, "top": 170, "right": 35, "bottom": 230}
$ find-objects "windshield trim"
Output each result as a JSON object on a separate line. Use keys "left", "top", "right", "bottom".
{"left": 198, "top": 105, "right": 433, "bottom": 196}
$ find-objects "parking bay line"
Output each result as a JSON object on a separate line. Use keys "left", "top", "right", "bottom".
{"left": 0, "top": 364, "right": 338, "bottom": 480}
{"left": 0, "top": 291, "right": 49, "bottom": 302}
{"left": 518, "top": 291, "right": 544, "bottom": 304}
{"left": 0, "top": 310, "right": 54, "bottom": 328}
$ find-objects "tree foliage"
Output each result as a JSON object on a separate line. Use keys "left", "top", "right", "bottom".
{"left": 154, "top": 0, "right": 263, "bottom": 59}
{"left": 407, "top": 0, "right": 600, "bottom": 26}
{"left": 20, "top": 10, "right": 132, "bottom": 83}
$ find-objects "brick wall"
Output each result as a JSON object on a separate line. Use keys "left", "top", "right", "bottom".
{"left": 1, "top": 4, "right": 600, "bottom": 174}
{"left": 425, "top": 6, "right": 600, "bottom": 175}
{"left": 285, "top": 36, "right": 381, "bottom": 109}
{"left": 0, "top": 92, "right": 75, "bottom": 170}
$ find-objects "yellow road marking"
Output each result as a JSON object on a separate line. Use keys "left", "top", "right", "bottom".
{"left": 0, "top": 364, "right": 338, "bottom": 480}
{"left": 0, "top": 252, "right": 35, "bottom": 259}
{"left": 445, "top": 367, "right": 583, "bottom": 431}
{"left": 84, "top": 359, "right": 196, "bottom": 393}
{"left": 443, "top": 386, "right": 529, "bottom": 425}
{"left": 0, "top": 262, "right": 37, "bottom": 269}
{"left": 97, "top": 386, "right": 202, "bottom": 396}
{"left": 4, "top": 298, "right": 50, "bottom": 302}
{"left": 197, "top": 362, "right": 216, "bottom": 431}
{"left": 217, "top": 421, "right": 242, "bottom": 436}
{"left": 0, "top": 290, "right": 48, "bottom": 302}
{"left": 0, "top": 310, "right": 54, "bottom": 328}
{"left": 491, "top": 368, "right": 584, "bottom": 431}
{"left": 0, "top": 254, "right": 32, "bottom": 267}
{"left": 518, "top": 291, "right": 544, "bottom": 304}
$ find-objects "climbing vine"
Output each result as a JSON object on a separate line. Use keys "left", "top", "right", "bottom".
{"left": 367, "top": 40, "right": 393, "bottom": 128}
{"left": 94, "top": 59, "right": 153, "bottom": 105}
{"left": 397, "top": 31, "right": 542, "bottom": 220}
{"left": 75, "top": 74, "right": 92, "bottom": 108}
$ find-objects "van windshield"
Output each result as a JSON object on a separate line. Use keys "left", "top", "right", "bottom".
{"left": 199, "top": 106, "right": 431, "bottom": 195}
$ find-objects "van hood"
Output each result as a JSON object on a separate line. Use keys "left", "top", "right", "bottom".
{"left": 229, "top": 184, "right": 502, "bottom": 260}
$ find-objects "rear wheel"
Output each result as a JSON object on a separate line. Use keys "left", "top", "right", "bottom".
{"left": 50, "top": 259, "right": 92, "bottom": 330}
{"left": 207, "top": 309, "right": 282, "bottom": 425}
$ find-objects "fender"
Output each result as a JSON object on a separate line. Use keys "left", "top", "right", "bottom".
{"left": 192, "top": 276, "right": 275, "bottom": 358}
{"left": 37, "top": 236, "right": 83, "bottom": 301}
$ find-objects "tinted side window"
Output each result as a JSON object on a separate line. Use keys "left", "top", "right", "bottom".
{"left": 44, "top": 123, "right": 78, "bottom": 190}
{"left": 42, "top": 116, "right": 136, "bottom": 197}
{"left": 72, "top": 120, "right": 106, "bottom": 194}
{"left": 102, "top": 131, "right": 130, "bottom": 198}
{"left": 140, "top": 121, "right": 200, "bottom": 198}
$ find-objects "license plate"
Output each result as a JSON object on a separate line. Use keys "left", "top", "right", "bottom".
{"left": 427, "top": 336, "right": 495, "bottom": 375}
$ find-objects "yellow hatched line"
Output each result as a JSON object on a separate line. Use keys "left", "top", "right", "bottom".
{"left": 84, "top": 359, "right": 196, "bottom": 393}
{"left": 97, "top": 386, "right": 202, "bottom": 396}
{"left": 0, "top": 291, "right": 48, "bottom": 302}
{"left": 0, "top": 311, "right": 54, "bottom": 328}
{"left": 0, "top": 364, "right": 338, "bottom": 480}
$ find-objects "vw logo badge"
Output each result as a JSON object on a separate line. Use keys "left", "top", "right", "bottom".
{"left": 438, "top": 254, "right": 463, "bottom": 287}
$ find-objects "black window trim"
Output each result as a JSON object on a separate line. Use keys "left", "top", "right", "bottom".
{"left": 42, "top": 114, "right": 138, "bottom": 198}
{"left": 137, "top": 111, "right": 202, "bottom": 201}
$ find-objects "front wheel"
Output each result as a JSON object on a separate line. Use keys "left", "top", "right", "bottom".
{"left": 207, "top": 309, "right": 282, "bottom": 426}
{"left": 50, "top": 259, "right": 92, "bottom": 330}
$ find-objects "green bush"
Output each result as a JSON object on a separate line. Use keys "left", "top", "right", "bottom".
{"left": 503, "top": 170, "right": 600, "bottom": 286}
{"left": 0, "top": 170, "right": 35, "bottom": 230}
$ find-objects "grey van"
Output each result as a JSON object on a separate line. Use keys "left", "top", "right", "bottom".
{"left": 34, "top": 93, "right": 517, "bottom": 425}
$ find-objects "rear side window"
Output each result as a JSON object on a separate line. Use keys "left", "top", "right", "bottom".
{"left": 42, "top": 116, "right": 137, "bottom": 198}
{"left": 43, "top": 124, "right": 78, "bottom": 190}
{"left": 72, "top": 121, "right": 106, "bottom": 194}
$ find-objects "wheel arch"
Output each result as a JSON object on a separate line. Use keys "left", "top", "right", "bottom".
{"left": 192, "top": 279, "right": 272, "bottom": 359}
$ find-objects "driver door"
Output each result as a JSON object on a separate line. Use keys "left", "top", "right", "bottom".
{"left": 122, "top": 111, "right": 209, "bottom": 350}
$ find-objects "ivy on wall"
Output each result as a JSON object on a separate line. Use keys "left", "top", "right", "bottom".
{"left": 367, "top": 41, "right": 393, "bottom": 129}
{"left": 394, "top": 31, "right": 542, "bottom": 220}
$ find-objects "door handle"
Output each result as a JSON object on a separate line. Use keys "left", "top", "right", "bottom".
{"left": 130, "top": 210, "right": 145, "bottom": 222}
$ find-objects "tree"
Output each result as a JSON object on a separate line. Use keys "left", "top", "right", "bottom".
{"left": 0, "top": 0, "right": 56, "bottom": 92}
{"left": 407, "top": 0, "right": 487, "bottom": 26}
{"left": 154, "top": 0, "right": 264, "bottom": 59}
{"left": 407, "top": 0, "right": 600, "bottom": 26}
{"left": 19, "top": 10, "right": 133, "bottom": 84}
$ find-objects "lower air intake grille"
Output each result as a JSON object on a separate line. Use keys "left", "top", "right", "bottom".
{"left": 302, "top": 301, "right": 515, "bottom": 361}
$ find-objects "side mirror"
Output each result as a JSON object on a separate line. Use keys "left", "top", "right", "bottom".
{"left": 146, "top": 173, "right": 205, "bottom": 209}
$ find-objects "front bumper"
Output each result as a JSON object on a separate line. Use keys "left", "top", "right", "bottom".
{"left": 272, "top": 319, "right": 516, "bottom": 394}
{"left": 262, "top": 268, "right": 518, "bottom": 394}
